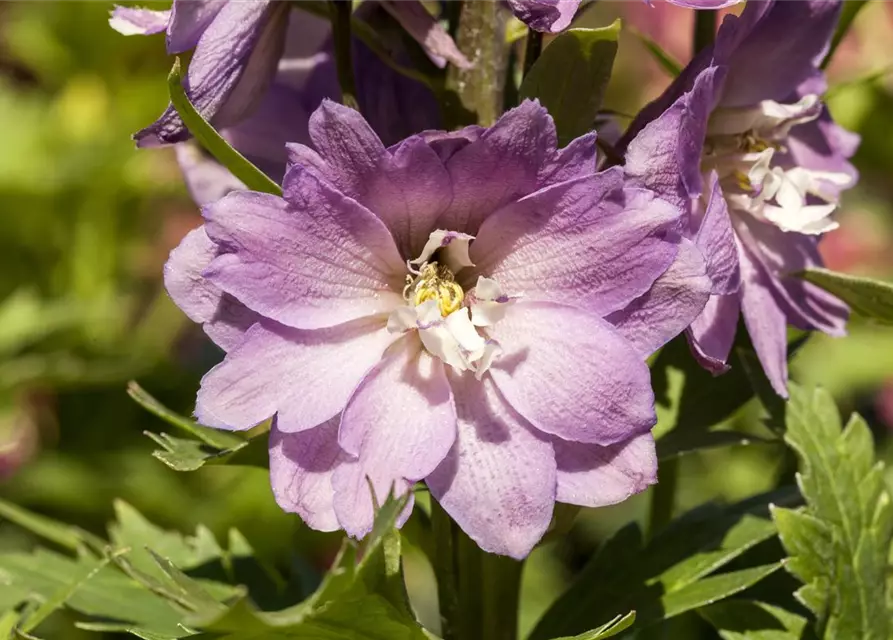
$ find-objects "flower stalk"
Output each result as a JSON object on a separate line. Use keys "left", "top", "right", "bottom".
{"left": 523, "top": 29, "right": 544, "bottom": 77}
{"left": 329, "top": 0, "right": 359, "bottom": 109}
{"left": 447, "top": 0, "right": 509, "bottom": 126}
{"left": 432, "top": 498, "right": 522, "bottom": 640}
{"left": 647, "top": 455, "right": 679, "bottom": 539}
{"left": 693, "top": 9, "right": 716, "bottom": 56}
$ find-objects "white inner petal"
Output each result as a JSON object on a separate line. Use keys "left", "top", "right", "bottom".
{"left": 387, "top": 231, "right": 519, "bottom": 376}
{"left": 703, "top": 94, "right": 850, "bottom": 236}
{"left": 409, "top": 229, "right": 475, "bottom": 273}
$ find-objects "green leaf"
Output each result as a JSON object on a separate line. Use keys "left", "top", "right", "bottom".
{"left": 628, "top": 26, "right": 682, "bottom": 77}
{"left": 798, "top": 268, "right": 893, "bottom": 324}
{"left": 0, "top": 496, "right": 105, "bottom": 553}
{"left": 0, "top": 610, "right": 20, "bottom": 640}
{"left": 773, "top": 385, "right": 893, "bottom": 639}
{"left": 530, "top": 491, "right": 788, "bottom": 639}
{"left": 657, "top": 429, "right": 772, "bottom": 461}
{"left": 108, "top": 500, "right": 225, "bottom": 581}
{"left": 519, "top": 23, "right": 620, "bottom": 145}
{"left": 183, "top": 491, "right": 425, "bottom": 639}
{"left": 0, "top": 549, "right": 187, "bottom": 638}
{"left": 18, "top": 552, "right": 116, "bottom": 634}
{"left": 167, "top": 58, "right": 282, "bottom": 196}
{"left": 553, "top": 611, "right": 636, "bottom": 640}
{"left": 658, "top": 563, "right": 783, "bottom": 621}
{"left": 128, "top": 382, "right": 244, "bottom": 450}
{"left": 699, "top": 600, "right": 807, "bottom": 640}
{"left": 75, "top": 622, "right": 186, "bottom": 640}
{"left": 129, "top": 383, "right": 267, "bottom": 472}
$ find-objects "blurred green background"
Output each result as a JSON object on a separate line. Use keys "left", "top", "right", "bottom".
{"left": 0, "top": 2, "right": 891, "bottom": 638}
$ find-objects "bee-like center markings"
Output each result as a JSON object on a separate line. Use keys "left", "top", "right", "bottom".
{"left": 405, "top": 262, "right": 465, "bottom": 317}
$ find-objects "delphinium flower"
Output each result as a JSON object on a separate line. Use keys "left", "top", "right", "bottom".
{"left": 110, "top": 1, "right": 451, "bottom": 200}
{"left": 508, "top": 0, "right": 741, "bottom": 34}
{"left": 164, "top": 100, "right": 711, "bottom": 558}
{"left": 619, "top": 0, "right": 856, "bottom": 396}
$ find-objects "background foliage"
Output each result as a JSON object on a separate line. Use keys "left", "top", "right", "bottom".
{"left": 1, "top": 1, "right": 893, "bottom": 638}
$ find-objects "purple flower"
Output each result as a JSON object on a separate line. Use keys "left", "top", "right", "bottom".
{"left": 111, "top": 2, "right": 462, "bottom": 148}
{"left": 506, "top": 0, "right": 580, "bottom": 33}
{"left": 663, "top": 0, "right": 741, "bottom": 8}
{"left": 164, "top": 100, "right": 710, "bottom": 558}
{"left": 620, "top": 0, "right": 856, "bottom": 397}
{"left": 112, "top": 2, "right": 446, "bottom": 201}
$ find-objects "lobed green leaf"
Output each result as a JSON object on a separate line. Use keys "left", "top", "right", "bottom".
{"left": 773, "top": 385, "right": 893, "bottom": 639}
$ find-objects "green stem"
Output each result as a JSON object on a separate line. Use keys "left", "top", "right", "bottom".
{"left": 647, "top": 456, "right": 679, "bottom": 539}
{"left": 329, "top": 0, "right": 358, "bottom": 109}
{"left": 693, "top": 10, "right": 717, "bottom": 56}
{"left": 446, "top": 0, "right": 508, "bottom": 126}
{"left": 523, "top": 29, "right": 543, "bottom": 77}
{"left": 479, "top": 549, "right": 522, "bottom": 640}
{"left": 432, "top": 499, "right": 523, "bottom": 640}
{"left": 431, "top": 499, "right": 461, "bottom": 640}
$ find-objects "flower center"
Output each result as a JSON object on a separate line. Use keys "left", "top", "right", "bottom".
{"left": 406, "top": 262, "right": 465, "bottom": 317}
{"left": 702, "top": 95, "right": 851, "bottom": 235}
{"left": 387, "top": 229, "right": 519, "bottom": 377}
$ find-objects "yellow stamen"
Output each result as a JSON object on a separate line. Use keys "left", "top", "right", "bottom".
{"left": 411, "top": 262, "right": 465, "bottom": 317}
{"left": 733, "top": 170, "right": 753, "bottom": 192}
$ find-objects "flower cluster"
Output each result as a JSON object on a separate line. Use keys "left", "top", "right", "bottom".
{"left": 115, "top": 0, "right": 854, "bottom": 557}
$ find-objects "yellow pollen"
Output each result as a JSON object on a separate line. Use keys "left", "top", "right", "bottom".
{"left": 733, "top": 170, "right": 753, "bottom": 192}
{"left": 411, "top": 262, "right": 465, "bottom": 317}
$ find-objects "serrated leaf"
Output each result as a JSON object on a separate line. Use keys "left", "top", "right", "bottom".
{"left": 167, "top": 58, "right": 282, "bottom": 195}
{"left": 128, "top": 382, "right": 244, "bottom": 450}
{"left": 184, "top": 491, "right": 424, "bottom": 638}
{"left": 699, "top": 600, "right": 807, "bottom": 640}
{"left": 519, "top": 23, "right": 620, "bottom": 145}
{"left": 109, "top": 500, "right": 225, "bottom": 579}
{"left": 130, "top": 383, "right": 267, "bottom": 472}
{"left": 798, "top": 268, "right": 893, "bottom": 324}
{"left": 774, "top": 385, "right": 893, "bottom": 639}
{"left": 530, "top": 491, "right": 787, "bottom": 639}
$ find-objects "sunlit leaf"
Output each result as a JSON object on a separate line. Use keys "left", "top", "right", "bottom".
{"left": 530, "top": 489, "right": 791, "bottom": 639}
{"left": 772, "top": 385, "right": 893, "bottom": 639}
{"left": 799, "top": 268, "right": 893, "bottom": 325}
{"left": 0, "top": 549, "right": 186, "bottom": 637}
{"left": 554, "top": 611, "right": 636, "bottom": 639}
{"left": 129, "top": 383, "right": 267, "bottom": 472}
{"left": 519, "top": 22, "right": 620, "bottom": 145}
{"left": 185, "top": 491, "right": 425, "bottom": 638}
